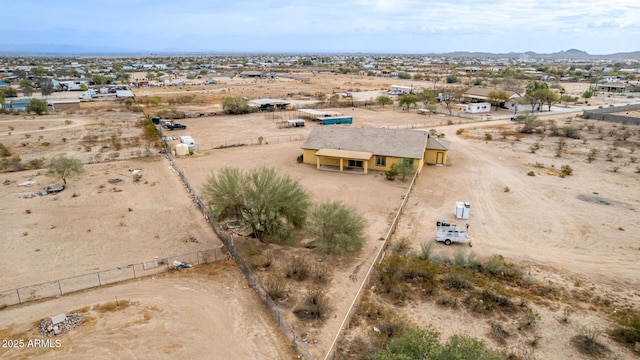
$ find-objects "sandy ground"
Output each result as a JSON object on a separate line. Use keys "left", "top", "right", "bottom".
{"left": 0, "top": 261, "right": 297, "bottom": 359}
{"left": 0, "top": 157, "right": 220, "bottom": 290}
{"left": 1, "top": 74, "right": 639, "bottom": 359}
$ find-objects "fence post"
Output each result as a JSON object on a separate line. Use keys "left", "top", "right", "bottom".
{"left": 197, "top": 251, "right": 201, "bottom": 265}
{"left": 97, "top": 272, "right": 102, "bottom": 286}
{"left": 16, "top": 289, "right": 21, "bottom": 304}
{"left": 131, "top": 265, "right": 136, "bottom": 278}
{"left": 58, "top": 280, "right": 62, "bottom": 296}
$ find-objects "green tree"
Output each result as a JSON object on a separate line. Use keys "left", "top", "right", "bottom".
{"left": 116, "top": 72, "right": 131, "bottom": 83}
{"left": 39, "top": 78, "right": 55, "bottom": 96}
{"left": 0, "top": 86, "right": 18, "bottom": 98}
{"left": 487, "top": 90, "right": 510, "bottom": 110}
{"left": 26, "top": 98, "right": 48, "bottom": 115}
{"left": 376, "top": 95, "right": 392, "bottom": 108}
{"left": 398, "top": 94, "right": 419, "bottom": 111}
{"left": 582, "top": 88, "right": 594, "bottom": 99}
{"left": 92, "top": 74, "right": 108, "bottom": 85}
{"left": 31, "top": 67, "right": 47, "bottom": 77}
{"left": 524, "top": 81, "right": 549, "bottom": 112}
{"left": 20, "top": 79, "right": 34, "bottom": 96}
{"left": 397, "top": 72, "right": 411, "bottom": 79}
{"left": 541, "top": 88, "right": 559, "bottom": 111}
{"left": 518, "top": 114, "right": 545, "bottom": 134}
{"left": 47, "top": 156, "right": 84, "bottom": 184}
{"left": 202, "top": 167, "right": 311, "bottom": 243}
{"left": 446, "top": 75, "right": 458, "bottom": 83}
{"left": 222, "top": 96, "right": 251, "bottom": 115}
{"left": 308, "top": 201, "right": 367, "bottom": 255}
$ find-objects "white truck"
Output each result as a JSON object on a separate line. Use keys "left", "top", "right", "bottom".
{"left": 435, "top": 221, "right": 471, "bottom": 246}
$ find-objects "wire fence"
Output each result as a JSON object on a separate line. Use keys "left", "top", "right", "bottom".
{"left": 323, "top": 170, "right": 420, "bottom": 360}
{"left": 160, "top": 131, "right": 314, "bottom": 359}
{"left": 0, "top": 248, "right": 226, "bottom": 307}
{"left": 194, "top": 133, "right": 304, "bottom": 152}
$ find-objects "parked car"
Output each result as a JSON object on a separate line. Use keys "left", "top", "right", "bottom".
{"left": 165, "top": 122, "right": 187, "bottom": 130}
{"left": 510, "top": 115, "right": 521, "bottom": 121}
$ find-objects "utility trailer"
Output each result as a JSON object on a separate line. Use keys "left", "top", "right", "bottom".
{"left": 435, "top": 221, "right": 471, "bottom": 246}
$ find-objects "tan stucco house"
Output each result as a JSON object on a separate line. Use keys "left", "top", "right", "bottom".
{"left": 301, "top": 126, "right": 449, "bottom": 175}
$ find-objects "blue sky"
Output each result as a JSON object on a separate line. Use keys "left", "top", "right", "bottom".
{"left": 2, "top": 0, "right": 639, "bottom": 54}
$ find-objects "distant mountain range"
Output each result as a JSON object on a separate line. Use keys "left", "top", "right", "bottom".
{"left": 431, "top": 49, "right": 640, "bottom": 60}
{"left": 1, "top": 44, "right": 639, "bottom": 60}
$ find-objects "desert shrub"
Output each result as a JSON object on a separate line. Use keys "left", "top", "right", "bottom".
{"left": 284, "top": 256, "right": 310, "bottom": 281}
{"left": 384, "top": 166, "right": 398, "bottom": 180}
{"left": 456, "top": 128, "right": 464, "bottom": 135}
{"left": 610, "top": 309, "right": 640, "bottom": 345}
{"left": 529, "top": 142, "right": 541, "bottom": 153}
{"left": 375, "top": 328, "right": 504, "bottom": 360}
{"left": 527, "top": 171, "right": 535, "bottom": 176}
{"left": 571, "top": 327, "right": 609, "bottom": 356}
{"left": 264, "top": 274, "right": 287, "bottom": 300}
{"left": 560, "top": 164, "right": 573, "bottom": 177}
{"left": 465, "top": 289, "right": 515, "bottom": 315}
{"left": 27, "top": 158, "right": 45, "bottom": 169}
{"left": 443, "top": 272, "right": 473, "bottom": 290}
{"left": 246, "top": 249, "right": 273, "bottom": 269}
{"left": 309, "top": 200, "right": 367, "bottom": 255}
{"left": 484, "top": 132, "right": 492, "bottom": 141}
{"left": 482, "top": 255, "right": 519, "bottom": 278}
{"left": 375, "top": 313, "right": 410, "bottom": 341}
{"left": 155, "top": 108, "right": 186, "bottom": 119}
{"left": 311, "top": 262, "right": 331, "bottom": 284}
{"left": 563, "top": 126, "right": 581, "bottom": 139}
{"left": 390, "top": 237, "right": 412, "bottom": 255}
{"left": 489, "top": 322, "right": 510, "bottom": 345}
{"left": 0, "top": 143, "right": 11, "bottom": 157}
{"left": 419, "top": 241, "right": 434, "bottom": 260}
{"left": 294, "top": 289, "right": 329, "bottom": 321}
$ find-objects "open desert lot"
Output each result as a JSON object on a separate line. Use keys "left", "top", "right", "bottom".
{"left": 1, "top": 72, "right": 640, "bottom": 359}
{"left": 0, "top": 261, "right": 296, "bottom": 360}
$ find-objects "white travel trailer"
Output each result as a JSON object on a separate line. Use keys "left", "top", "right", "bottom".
{"left": 435, "top": 221, "right": 471, "bottom": 246}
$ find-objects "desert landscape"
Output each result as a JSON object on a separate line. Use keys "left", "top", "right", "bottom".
{"left": 1, "top": 63, "right": 640, "bottom": 359}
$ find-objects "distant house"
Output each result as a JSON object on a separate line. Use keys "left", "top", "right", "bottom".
{"left": 7, "top": 98, "right": 45, "bottom": 111}
{"left": 466, "top": 102, "right": 491, "bottom": 113}
{"left": 504, "top": 95, "right": 540, "bottom": 113}
{"left": 597, "top": 82, "right": 632, "bottom": 92}
{"left": 462, "top": 86, "right": 516, "bottom": 104}
{"left": 250, "top": 98, "right": 290, "bottom": 111}
{"left": 240, "top": 71, "right": 263, "bottom": 78}
{"left": 301, "top": 126, "right": 449, "bottom": 175}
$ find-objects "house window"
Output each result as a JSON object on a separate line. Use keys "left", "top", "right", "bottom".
{"left": 376, "top": 156, "right": 386, "bottom": 167}
{"left": 348, "top": 160, "right": 363, "bottom": 168}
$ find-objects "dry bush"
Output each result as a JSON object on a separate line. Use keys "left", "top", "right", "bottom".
{"left": 92, "top": 299, "right": 134, "bottom": 313}
{"left": 489, "top": 322, "right": 511, "bottom": 345}
{"left": 442, "top": 272, "right": 473, "bottom": 291}
{"left": 311, "top": 262, "right": 331, "bottom": 284}
{"left": 571, "top": 327, "right": 609, "bottom": 356}
{"left": 293, "top": 289, "right": 330, "bottom": 321}
{"left": 263, "top": 274, "right": 287, "bottom": 300}
{"left": 464, "top": 289, "right": 516, "bottom": 315}
{"left": 284, "top": 255, "right": 310, "bottom": 281}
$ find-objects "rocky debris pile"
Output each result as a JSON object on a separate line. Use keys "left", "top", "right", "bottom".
{"left": 38, "top": 313, "right": 84, "bottom": 337}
